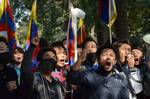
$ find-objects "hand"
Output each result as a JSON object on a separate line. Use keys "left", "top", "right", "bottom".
{"left": 127, "top": 54, "right": 135, "bottom": 68}
{"left": 78, "top": 49, "right": 87, "bottom": 62}
{"left": 7, "top": 81, "right": 17, "bottom": 92}
{"left": 72, "top": 49, "right": 87, "bottom": 71}
{"left": 90, "top": 25, "right": 95, "bottom": 35}
{"left": 119, "top": 52, "right": 126, "bottom": 63}
{"left": 31, "top": 37, "right": 40, "bottom": 46}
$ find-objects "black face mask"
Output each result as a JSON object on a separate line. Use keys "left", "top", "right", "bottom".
{"left": 84, "top": 52, "right": 97, "bottom": 66}
{"left": 0, "top": 52, "right": 10, "bottom": 65}
{"left": 38, "top": 58, "right": 57, "bottom": 74}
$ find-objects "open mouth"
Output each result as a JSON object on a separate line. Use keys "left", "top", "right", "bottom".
{"left": 104, "top": 61, "right": 112, "bottom": 71}
{"left": 106, "top": 61, "right": 111, "bottom": 66}
{"left": 60, "top": 59, "right": 65, "bottom": 62}
{"left": 135, "top": 58, "right": 139, "bottom": 62}
{"left": 17, "top": 57, "right": 22, "bottom": 60}
{"left": 16, "top": 57, "right": 22, "bottom": 62}
{"left": 18, "top": 57, "right": 21, "bottom": 59}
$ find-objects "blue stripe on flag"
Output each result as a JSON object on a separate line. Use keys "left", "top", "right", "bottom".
{"left": 101, "top": 0, "right": 109, "bottom": 24}
{"left": 0, "top": 14, "right": 5, "bottom": 23}
{"left": 9, "top": 38, "right": 16, "bottom": 48}
{"left": 30, "top": 20, "right": 38, "bottom": 39}
{"left": 6, "top": 12, "right": 15, "bottom": 32}
{"left": 69, "top": 19, "right": 74, "bottom": 41}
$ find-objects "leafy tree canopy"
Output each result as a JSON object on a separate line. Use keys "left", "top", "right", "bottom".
{"left": 13, "top": 0, "right": 150, "bottom": 45}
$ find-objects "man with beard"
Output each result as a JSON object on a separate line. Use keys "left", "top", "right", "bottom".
{"left": 0, "top": 37, "right": 18, "bottom": 99}
{"left": 69, "top": 45, "right": 129, "bottom": 99}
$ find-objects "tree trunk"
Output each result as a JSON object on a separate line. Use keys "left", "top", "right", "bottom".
{"left": 95, "top": 20, "right": 109, "bottom": 46}
{"left": 115, "top": 0, "right": 129, "bottom": 41}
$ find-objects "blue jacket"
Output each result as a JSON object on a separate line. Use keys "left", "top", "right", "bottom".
{"left": 69, "top": 69, "right": 129, "bottom": 99}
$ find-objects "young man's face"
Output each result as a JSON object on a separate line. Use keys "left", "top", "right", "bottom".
{"left": 12, "top": 50, "right": 24, "bottom": 63}
{"left": 0, "top": 42, "right": 8, "bottom": 53}
{"left": 85, "top": 41, "right": 97, "bottom": 53}
{"left": 0, "top": 41, "right": 9, "bottom": 65}
{"left": 119, "top": 44, "right": 131, "bottom": 63}
{"left": 98, "top": 49, "right": 116, "bottom": 71}
{"left": 54, "top": 47, "right": 67, "bottom": 67}
{"left": 132, "top": 49, "right": 143, "bottom": 66}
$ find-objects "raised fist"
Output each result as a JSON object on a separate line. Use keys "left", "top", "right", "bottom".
{"left": 31, "top": 37, "right": 40, "bottom": 46}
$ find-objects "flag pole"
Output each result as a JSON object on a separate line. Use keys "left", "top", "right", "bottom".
{"left": 109, "top": 26, "right": 112, "bottom": 44}
{"left": 109, "top": 0, "right": 112, "bottom": 44}
{"left": 4, "top": 0, "right": 7, "bottom": 33}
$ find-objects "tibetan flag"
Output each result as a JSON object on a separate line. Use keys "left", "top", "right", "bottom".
{"left": 25, "top": 0, "right": 39, "bottom": 70}
{"left": 25, "top": 0, "right": 38, "bottom": 50}
{"left": 77, "top": 18, "right": 86, "bottom": 46}
{"left": 0, "top": 0, "right": 17, "bottom": 49}
{"left": 98, "top": 0, "right": 117, "bottom": 27}
{"left": 67, "top": 17, "right": 76, "bottom": 66}
{"left": 31, "top": 44, "right": 40, "bottom": 71}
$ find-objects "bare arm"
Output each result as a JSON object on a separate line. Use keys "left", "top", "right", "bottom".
{"left": 72, "top": 49, "right": 87, "bottom": 71}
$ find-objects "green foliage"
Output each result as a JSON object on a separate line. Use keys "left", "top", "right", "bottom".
{"left": 24, "top": 0, "right": 69, "bottom": 42}
{"left": 74, "top": 0, "right": 98, "bottom": 31}
{"left": 128, "top": 0, "right": 150, "bottom": 44}
{"left": 13, "top": 0, "right": 150, "bottom": 44}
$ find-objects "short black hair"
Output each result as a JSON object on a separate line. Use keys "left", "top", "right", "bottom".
{"left": 132, "top": 47, "right": 144, "bottom": 58}
{"left": 37, "top": 47, "right": 56, "bottom": 61}
{"left": 132, "top": 46, "right": 143, "bottom": 52}
{"left": 112, "top": 40, "right": 132, "bottom": 55}
{"left": 50, "top": 41, "right": 66, "bottom": 51}
{"left": 96, "top": 44, "right": 118, "bottom": 60}
{"left": 82, "top": 37, "right": 97, "bottom": 49}
{"left": 113, "top": 40, "right": 132, "bottom": 49}
{"left": 62, "top": 38, "right": 67, "bottom": 44}
{"left": 11, "top": 47, "right": 24, "bottom": 55}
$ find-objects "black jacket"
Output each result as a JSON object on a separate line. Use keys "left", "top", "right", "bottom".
{"left": 69, "top": 69, "right": 129, "bottom": 99}
{"left": 143, "top": 69, "right": 150, "bottom": 96}
{"left": 0, "top": 66, "right": 19, "bottom": 99}
{"left": 31, "top": 72, "right": 64, "bottom": 99}
{"left": 21, "top": 44, "right": 36, "bottom": 99}
{"left": 22, "top": 45, "right": 64, "bottom": 99}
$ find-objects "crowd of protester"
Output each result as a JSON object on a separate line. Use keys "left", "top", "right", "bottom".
{"left": 0, "top": 36, "right": 150, "bottom": 99}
